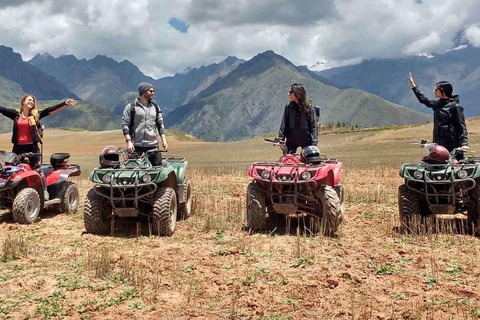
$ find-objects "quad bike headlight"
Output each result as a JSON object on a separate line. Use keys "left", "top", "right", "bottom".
{"left": 301, "top": 171, "right": 311, "bottom": 180}
{"left": 457, "top": 169, "right": 468, "bottom": 179}
{"left": 102, "top": 174, "right": 112, "bottom": 184}
{"left": 142, "top": 174, "right": 152, "bottom": 183}
{"left": 413, "top": 171, "right": 423, "bottom": 180}
{"left": 261, "top": 170, "right": 270, "bottom": 179}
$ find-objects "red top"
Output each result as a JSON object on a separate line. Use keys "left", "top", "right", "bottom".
{"left": 16, "top": 116, "right": 33, "bottom": 145}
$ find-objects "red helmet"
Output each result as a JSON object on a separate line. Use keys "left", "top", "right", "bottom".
{"left": 99, "top": 145, "right": 120, "bottom": 168}
{"left": 422, "top": 144, "right": 449, "bottom": 164}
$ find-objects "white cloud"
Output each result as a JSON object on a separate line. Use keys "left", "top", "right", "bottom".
{"left": 464, "top": 24, "right": 480, "bottom": 47}
{"left": 0, "top": 0, "right": 479, "bottom": 78}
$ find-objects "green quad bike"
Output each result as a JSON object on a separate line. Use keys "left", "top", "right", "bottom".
{"left": 84, "top": 146, "right": 192, "bottom": 236}
{"left": 398, "top": 140, "right": 480, "bottom": 233}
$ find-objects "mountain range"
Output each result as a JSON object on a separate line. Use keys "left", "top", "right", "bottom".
{"left": 165, "top": 51, "right": 430, "bottom": 141}
{"left": 29, "top": 53, "right": 244, "bottom": 115}
{"left": 318, "top": 46, "right": 480, "bottom": 117}
{"left": 0, "top": 44, "right": 437, "bottom": 141}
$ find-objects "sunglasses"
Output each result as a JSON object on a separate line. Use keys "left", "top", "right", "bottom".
{"left": 288, "top": 90, "right": 293, "bottom": 94}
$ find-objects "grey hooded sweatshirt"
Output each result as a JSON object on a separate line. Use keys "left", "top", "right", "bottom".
{"left": 121, "top": 98, "right": 165, "bottom": 148}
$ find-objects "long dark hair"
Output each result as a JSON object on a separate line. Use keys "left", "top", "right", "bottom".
{"left": 290, "top": 83, "right": 309, "bottom": 115}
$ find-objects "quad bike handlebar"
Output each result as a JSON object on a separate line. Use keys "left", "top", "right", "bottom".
{"left": 264, "top": 138, "right": 285, "bottom": 146}
{"left": 2, "top": 152, "right": 42, "bottom": 165}
{"left": 411, "top": 140, "right": 475, "bottom": 160}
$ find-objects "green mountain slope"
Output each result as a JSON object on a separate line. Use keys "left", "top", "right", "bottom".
{"left": 165, "top": 51, "right": 431, "bottom": 142}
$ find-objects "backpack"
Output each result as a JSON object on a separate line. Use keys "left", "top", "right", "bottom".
{"left": 311, "top": 105, "right": 320, "bottom": 123}
{"left": 129, "top": 99, "right": 162, "bottom": 138}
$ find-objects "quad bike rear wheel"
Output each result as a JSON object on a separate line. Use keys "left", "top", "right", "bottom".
{"left": 316, "top": 186, "right": 343, "bottom": 235}
{"left": 57, "top": 182, "right": 80, "bottom": 214}
{"left": 178, "top": 178, "right": 193, "bottom": 220}
{"left": 12, "top": 188, "right": 41, "bottom": 224}
{"left": 246, "top": 182, "right": 267, "bottom": 231}
{"left": 398, "top": 184, "right": 422, "bottom": 233}
{"left": 152, "top": 187, "right": 177, "bottom": 236}
{"left": 84, "top": 188, "right": 112, "bottom": 235}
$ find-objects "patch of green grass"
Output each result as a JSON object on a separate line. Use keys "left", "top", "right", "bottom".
{"left": 128, "top": 301, "right": 146, "bottom": 310}
{"left": 391, "top": 293, "right": 406, "bottom": 300}
{"left": 445, "top": 263, "right": 465, "bottom": 277}
{"left": 214, "top": 230, "right": 226, "bottom": 242}
{"left": 181, "top": 265, "right": 196, "bottom": 273}
{"left": 367, "top": 259, "right": 401, "bottom": 275}
{"left": 255, "top": 267, "right": 270, "bottom": 276}
{"left": 214, "top": 249, "right": 232, "bottom": 256}
{"left": 359, "top": 211, "right": 375, "bottom": 219}
{"left": 267, "top": 278, "right": 288, "bottom": 286}
{"left": 290, "top": 258, "right": 308, "bottom": 268}
{"left": 427, "top": 299, "right": 453, "bottom": 307}
{"left": 34, "top": 290, "right": 69, "bottom": 319}
{"left": 0, "top": 273, "right": 12, "bottom": 282}
{"left": 0, "top": 298, "right": 19, "bottom": 315}
{"left": 239, "top": 249, "right": 254, "bottom": 257}
{"left": 426, "top": 278, "right": 437, "bottom": 288}
{"left": 57, "top": 274, "right": 88, "bottom": 291}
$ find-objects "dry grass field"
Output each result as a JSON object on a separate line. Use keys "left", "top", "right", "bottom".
{"left": 2, "top": 118, "right": 480, "bottom": 319}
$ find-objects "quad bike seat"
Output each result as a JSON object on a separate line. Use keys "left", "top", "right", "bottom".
{"left": 50, "top": 153, "right": 70, "bottom": 168}
{"left": 39, "top": 164, "right": 54, "bottom": 176}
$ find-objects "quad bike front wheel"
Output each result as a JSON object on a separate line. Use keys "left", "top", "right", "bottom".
{"left": 178, "top": 178, "right": 193, "bottom": 220}
{"left": 316, "top": 186, "right": 343, "bottom": 235}
{"left": 152, "top": 187, "right": 177, "bottom": 236}
{"left": 84, "top": 188, "right": 112, "bottom": 235}
{"left": 246, "top": 182, "right": 267, "bottom": 231}
{"left": 12, "top": 188, "right": 41, "bottom": 224}
{"left": 398, "top": 184, "right": 422, "bottom": 233}
{"left": 57, "top": 182, "right": 80, "bottom": 214}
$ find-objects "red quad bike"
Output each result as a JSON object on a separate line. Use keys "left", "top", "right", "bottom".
{"left": 246, "top": 139, "right": 344, "bottom": 235}
{"left": 0, "top": 151, "right": 81, "bottom": 224}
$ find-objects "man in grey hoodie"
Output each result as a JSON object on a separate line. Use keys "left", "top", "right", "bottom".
{"left": 121, "top": 82, "right": 168, "bottom": 165}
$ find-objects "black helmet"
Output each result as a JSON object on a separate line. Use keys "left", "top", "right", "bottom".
{"left": 301, "top": 146, "right": 321, "bottom": 164}
{"left": 99, "top": 145, "right": 120, "bottom": 168}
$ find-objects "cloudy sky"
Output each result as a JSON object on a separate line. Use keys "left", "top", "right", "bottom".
{"left": 1, "top": 0, "right": 480, "bottom": 78}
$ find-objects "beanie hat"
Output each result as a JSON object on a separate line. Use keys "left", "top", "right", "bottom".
{"left": 138, "top": 82, "right": 154, "bottom": 97}
{"left": 436, "top": 81, "right": 453, "bottom": 98}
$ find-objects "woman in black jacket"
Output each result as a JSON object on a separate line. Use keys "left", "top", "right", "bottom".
{"left": 408, "top": 73, "right": 469, "bottom": 158}
{"left": 278, "top": 83, "right": 319, "bottom": 154}
{"left": 0, "top": 94, "right": 78, "bottom": 168}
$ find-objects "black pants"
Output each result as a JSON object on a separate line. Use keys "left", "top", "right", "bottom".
{"left": 284, "top": 141, "right": 311, "bottom": 155}
{"left": 134, "top": 146, "right": 162, "bottom": 166}
{"left": 12, "top": 143, "right": 41, "bottom": 168}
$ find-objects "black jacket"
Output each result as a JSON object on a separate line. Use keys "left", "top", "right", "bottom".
{"left": 412, "top": 87, "right": 468, "bottom": 149}
{"left": 0, "top": 101, "right": 68, "bottom": 145}
{"left": 278, "top": 101, "right": 319, "bottom": 146}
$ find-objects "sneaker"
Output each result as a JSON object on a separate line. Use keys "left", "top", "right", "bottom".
{"left": 44, "top": 191, "right": 49, "bottom": 201}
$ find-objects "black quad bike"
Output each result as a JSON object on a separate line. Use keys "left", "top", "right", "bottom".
{"left": 398, "top": 141, "right": 480, "bottom": 233}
